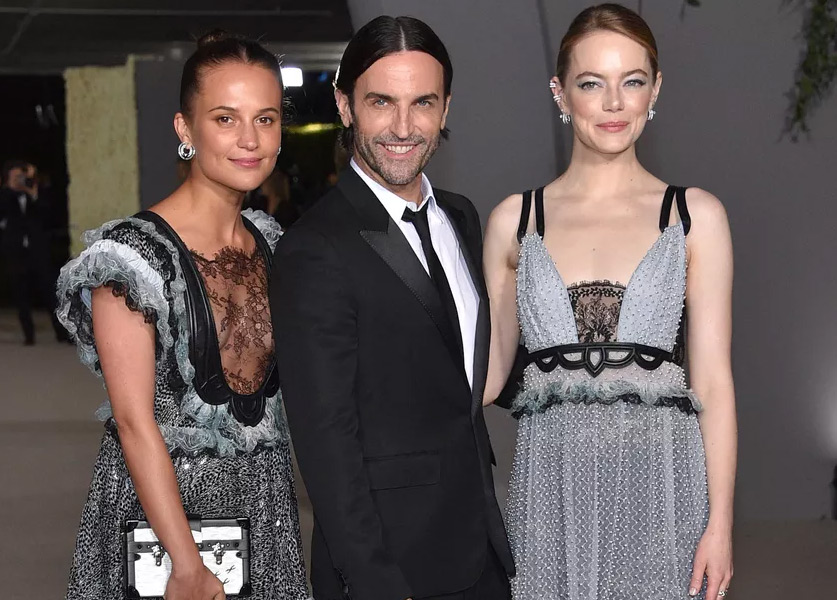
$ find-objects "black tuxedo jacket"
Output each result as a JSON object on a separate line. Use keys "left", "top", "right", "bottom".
{"left": 271, "top": 168, "right": 514, "bottom": 600}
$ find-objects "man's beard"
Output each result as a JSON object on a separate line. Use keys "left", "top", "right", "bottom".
{"left": 353, "top": 125, "right": 441, "bottom": 187}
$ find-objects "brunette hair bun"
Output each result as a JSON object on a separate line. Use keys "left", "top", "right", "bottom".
{"left": 180, "top": 30, "right": 282, "bottom": 116}
{"left": 196, "top": 29, "right": 234, "bottom": 48}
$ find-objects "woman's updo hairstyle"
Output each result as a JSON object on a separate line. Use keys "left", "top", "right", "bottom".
{"left": 179, "top": 29, "right": 283, "bottom": 118}
{"left": 555, "top": 3, "right": 659, "bottom": 85}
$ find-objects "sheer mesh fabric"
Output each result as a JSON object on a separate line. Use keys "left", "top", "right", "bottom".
{"left": 191, "top": 246, "right": 273, "bottom": 395}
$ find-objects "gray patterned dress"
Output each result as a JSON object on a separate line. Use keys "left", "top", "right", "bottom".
{"left": 507, "top": 187, "right": 709, "bottom": 600}
{"left": 56, "top": 209, "right": 309, "bottom": 600}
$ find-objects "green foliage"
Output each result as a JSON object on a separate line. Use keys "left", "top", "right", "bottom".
{"left": 787, "top": 0, "right": 837, "bottom": 138}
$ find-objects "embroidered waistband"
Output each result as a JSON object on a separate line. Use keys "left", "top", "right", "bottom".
{"left": 527, "top": 342, "right": 680, "bottom": 378}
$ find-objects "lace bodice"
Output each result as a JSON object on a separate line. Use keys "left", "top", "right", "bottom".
{"left": 566, "top": 281, "right": 625, "bottom": 343}
{"left": 56, "top": 209, "right": 287, "bottom": 457}
{"left": 191, "top": 246, "right": 273, "bottom": 396}
{"left": 512, "top": 186, "right": 699, "bottom": 417}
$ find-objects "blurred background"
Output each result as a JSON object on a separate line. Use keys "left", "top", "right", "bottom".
{"left": 1, "top": 1, "right": 835, "bottom": 598}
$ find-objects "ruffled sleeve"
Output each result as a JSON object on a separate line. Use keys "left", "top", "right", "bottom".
{"left": 242, "top": 208, "right": 283, "bottom": 251}
{"left": 56, "top": 218, "right": 189, "bottom": 378}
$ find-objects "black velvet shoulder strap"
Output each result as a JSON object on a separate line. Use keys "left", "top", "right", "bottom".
{"left": 675, "top": 186, "right": 692, "bottom": 235}
{"left": 659, "top": 185, "right": 677, "bottom": 232}
{"left": 516, "top": 190, "right": 533, "bottom": 243}
{"left": 659, "top": 185, "right": 692, "bottom": 235}
{"left": 534, "top": 187, "right": 546, "bottom": 238}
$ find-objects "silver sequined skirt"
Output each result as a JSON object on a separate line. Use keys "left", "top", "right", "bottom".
{"left": 506, "top": 401, "right": 709, "bottom": 600}
{"left": 66, "top": 433, "right": 309, "bottom": 600}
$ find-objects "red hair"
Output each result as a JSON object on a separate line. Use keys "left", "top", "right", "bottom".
{"left": 555, "top": 3, "right": 659, "bottom": 84}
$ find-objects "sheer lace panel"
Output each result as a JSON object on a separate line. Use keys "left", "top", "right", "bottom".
{"left": 191, "top": 246, "right": 273, "bottom": 395}
{"left": 566, "top": 281, "right": 625, "bottom": 343}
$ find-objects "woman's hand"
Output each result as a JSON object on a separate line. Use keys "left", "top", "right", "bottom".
{"left": 165, "top": 563, "right": 226, "bottom": 600}
{"left": 689, "top": 523, "right": 733, "bottom": 599}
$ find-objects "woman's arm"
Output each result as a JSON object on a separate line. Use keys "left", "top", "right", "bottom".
{"left": 682, "top": 189, "right": 737, "bottom": 598}
{"left": 483, "top": 195, "right": 524, "bottom": 405}
{"left": 91, "top": 287, "right": 224, "bottom": 599}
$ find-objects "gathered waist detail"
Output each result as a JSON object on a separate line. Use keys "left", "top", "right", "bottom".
{"left": 511, "top": 377, "right": 701, "bottom": 419}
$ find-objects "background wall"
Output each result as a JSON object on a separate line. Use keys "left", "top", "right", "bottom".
{"left": 65, "top": 58, "right": 140, "bottom": 254}
{"left": 134, "top": 58, "right": 184, "bottom": 210}
{"left": 347, "top": 0, "right": 837, "bottom": 520}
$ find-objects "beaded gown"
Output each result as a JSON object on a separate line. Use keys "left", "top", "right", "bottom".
{"left": 56, "top": 209, "right": 309, "bottom": 600}
{"left": 506, "top": 187, "right": 709, "bottom": 600}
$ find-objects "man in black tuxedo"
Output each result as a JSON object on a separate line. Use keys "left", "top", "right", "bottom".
{"left": 270, "top": 16, "right": 514, "bottom": 600}
{"left": 0, "top": 160, "right": 66, "bottom": 345}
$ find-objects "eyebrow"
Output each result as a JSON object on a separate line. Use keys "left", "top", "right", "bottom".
{"left": 575, "top": 69, "right": 649, "bottom": 79}
{"left": 363, "top": 92, "right": 441, "bottom": 102}
{"left": 208, "top": 105, "right": 281, "bottom": 114}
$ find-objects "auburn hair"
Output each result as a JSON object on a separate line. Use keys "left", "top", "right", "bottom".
{"left": 555, "top": 4, "right": 659, "bottom": 84}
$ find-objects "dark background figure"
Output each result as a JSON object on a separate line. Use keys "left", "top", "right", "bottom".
{"left": 0, "top": 159, "right": 68, "bottom": 344}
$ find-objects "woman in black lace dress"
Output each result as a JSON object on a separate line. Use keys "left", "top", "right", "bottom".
{"left": 56, "top": 32, "right": 309, "bottom": 600}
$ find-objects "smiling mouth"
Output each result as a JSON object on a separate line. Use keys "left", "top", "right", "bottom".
{"left": 230, "top": 158, "right": 262, "bottom": 167}
{"left": 380, "top": 143, "right": 419, "bottom": 156}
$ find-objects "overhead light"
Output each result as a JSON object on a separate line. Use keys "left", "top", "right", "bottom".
{"left": 281, "top": 67, "right": 303, "bottom": 87}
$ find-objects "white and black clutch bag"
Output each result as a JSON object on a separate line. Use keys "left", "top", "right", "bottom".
{"left": 122, "top": 517, "right": 251, "bottom": 598}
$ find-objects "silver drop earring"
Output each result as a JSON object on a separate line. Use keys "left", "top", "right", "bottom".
{"left": 555, "top": 94, "right": 571, "bottom": 124}
{"left": 647, "top": 107, "right": 656, "bottom": 121}
{"left": 177, "top": 142, "right": 195, "bottom": 160}
{"left": 277, "top": 146, "right": 282, "bottom": 156}
{"left": 550, "top": 82, "right": 571, "bottom": 124}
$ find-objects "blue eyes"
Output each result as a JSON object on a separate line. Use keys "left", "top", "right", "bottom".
{"left": 371, "top": 99, "right": 433, "bottom": 108}
{"left": 578, "top": 79, "right": 647, "bottom": 90}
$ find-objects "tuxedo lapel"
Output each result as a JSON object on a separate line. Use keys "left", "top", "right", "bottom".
{"left": 434, "top": 193, "right": 490, "bottom": 410}
{"left": 338, "top": 169, "right": 464, "bottom": 366}
{"left": 434, "top": 194, "right": 487, "bottom": 302}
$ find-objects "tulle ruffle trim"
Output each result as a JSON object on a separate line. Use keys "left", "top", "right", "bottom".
{"left": 56, "top": 232, "right": 179, "bottom": 376}
{"left": 511, "top": 379, "right": 702, "bottom": 419}
{"left": 59, "top": 215, "right": 288, "bottom": 457}
{"left": 242, "top": 208, "right": 283, "bottom": 251}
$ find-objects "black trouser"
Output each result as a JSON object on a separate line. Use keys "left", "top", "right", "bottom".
{"left": 415, "top": 543, "right": 512, "bottom": 600}
{"left": 4, "top": 246, "right": 63, "bottom": 342}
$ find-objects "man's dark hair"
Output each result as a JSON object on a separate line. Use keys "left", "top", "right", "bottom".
{"left": 335, "top": 16, "right": 453, "bottom": 150}
{"left": 1, "top": 159, "right": 29, "bottom": 187}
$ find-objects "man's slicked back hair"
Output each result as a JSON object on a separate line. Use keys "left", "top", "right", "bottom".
{"left": 334, "top": 16, "right": 453, "bottom": 149}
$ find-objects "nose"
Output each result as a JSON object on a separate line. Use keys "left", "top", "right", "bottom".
{"left": 603, "top": 86, "right": 624, "bottom": 113}
{"left": 238, "top": 121, "right": 259, "bottom": 151}
{"left": 391, "top": 104, "right": 413, "bottom": 139}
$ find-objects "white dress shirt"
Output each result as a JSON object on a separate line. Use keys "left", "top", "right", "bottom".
{"left": 350, "top": 159, "right": 480, "bottom": 389}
